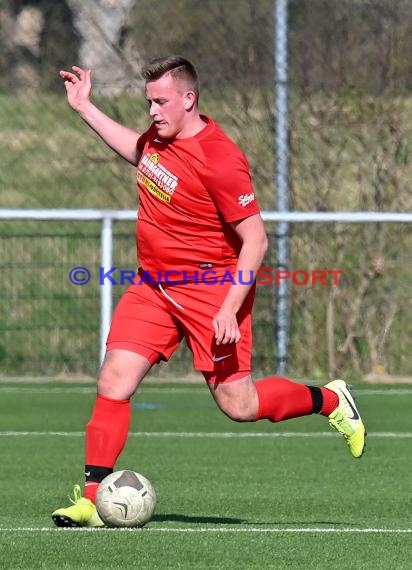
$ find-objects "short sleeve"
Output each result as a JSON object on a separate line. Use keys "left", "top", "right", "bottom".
{"left": 136, "top": 131, "right": 149, "bottom": 157}
{"left": 201, "top": 141, "right": 260, "bottom": 222}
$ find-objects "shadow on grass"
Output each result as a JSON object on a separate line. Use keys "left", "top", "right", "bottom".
{"left": 244, "top": 520, "right": 359, "bottom": 526}
{"left": 152, "top": 513, "right": 246, "bottom": 524}
{"left": 152, "top": 514, "right": 357, "bottom": 526}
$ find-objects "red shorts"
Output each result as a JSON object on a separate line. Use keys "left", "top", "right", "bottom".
{"left": 107, "top": 278, "right": 255, "bottom": 381}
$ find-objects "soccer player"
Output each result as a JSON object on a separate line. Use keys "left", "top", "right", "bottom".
{"left": 52, "top": 56, "right": 366, "bottom": 527}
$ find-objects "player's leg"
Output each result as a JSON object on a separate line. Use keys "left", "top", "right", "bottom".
{"left": 97, "top": 348, "right": 153, "bottom": 400}
{"left": 205, "top": 372, "right": 257, "bottom": 421}
{"left": 205, "top": 371, "right": 336, "bottom": 423}
{"left": 168, "top": 280, "right": 366, "bottom": 458}
{"left": 82, "top": 349, "right": 153, "bottom": 506}
{"left": 51, "top": 349, "right": 152, "bottom": 528}
{"left": 52, "top": 281, "right": 183, "bottom": 527}
{"left": 85, "top": 281, "right": 182, "bottom": 494}
{"left": 171, "top": 280, "right": 335, "bottom": 422}
{"left": 205, "top": 372, "right": 366, "bottom": 459}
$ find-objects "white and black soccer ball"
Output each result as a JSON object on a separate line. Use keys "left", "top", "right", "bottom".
{"left": 96, "top": 470, "right": 156, "bottom": 528}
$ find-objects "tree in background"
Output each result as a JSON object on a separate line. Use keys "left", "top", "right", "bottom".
{"left": 66, "top": 0, "right": 141, "bottom": 94}
{"left": 0, "top": 0, "right": 141, "bottom": 93}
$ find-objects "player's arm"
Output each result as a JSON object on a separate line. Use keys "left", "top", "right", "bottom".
{"left": 59, "top": 66, "right": 141, "bottom": 166}
{"left": 212, "top": 214, "right": 268, "bottom": 345}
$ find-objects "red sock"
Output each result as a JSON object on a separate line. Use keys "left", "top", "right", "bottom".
{"left": 84, "top": 481, "right": 99, "bottom": 503}
{"left": 255, "top": 377, "right": 339, "bottom": 422}
{"left": 84, "top": 395, "right": 131, "bottom": 501}
{"left": 255, "top": 377, "right": 313, "bottom": 422}
{"left": 319, "top": 387, "right": 339, "bottom": 416}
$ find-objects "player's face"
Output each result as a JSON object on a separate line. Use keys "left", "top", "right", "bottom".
{"left": 145, "top": 73, "right": 193, "bottom": 139}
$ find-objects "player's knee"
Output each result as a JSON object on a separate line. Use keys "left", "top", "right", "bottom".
{"left": 97, "top": 350, "right": 150, "bottom": 399}
{"left": 97, "top": 365, "right": 122, "bottom": 397}
{"left": 218, "top": 398, "right": 257, "bottom": 423}
{"left": 97, "top": 360, "right": 134, "bottom": 400}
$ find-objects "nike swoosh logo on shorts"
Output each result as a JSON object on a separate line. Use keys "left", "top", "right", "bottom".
{"left": 212, "top": 354, "right": 231, "bottom": 362}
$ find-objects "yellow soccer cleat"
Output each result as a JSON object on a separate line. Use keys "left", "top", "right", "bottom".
{"left": 325, "top": 379, "right": 366, "bottom": 458}
{"left": 52, "top": 485, "right": 104, "bottom": 528}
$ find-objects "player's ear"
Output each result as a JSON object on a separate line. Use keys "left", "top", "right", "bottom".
{"left": 184, "top": 90, "right": 196, "bottom": 111}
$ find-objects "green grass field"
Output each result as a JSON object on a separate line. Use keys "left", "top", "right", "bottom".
{"left": 0, "top": 381, "right": 411, "bottom": 569}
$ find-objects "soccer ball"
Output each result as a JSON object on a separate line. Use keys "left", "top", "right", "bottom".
{"left": 96, "top": 470, "right": 156, "bottom": 528}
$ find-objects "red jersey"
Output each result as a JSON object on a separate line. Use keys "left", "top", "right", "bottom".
{"left": 135, "top": 116, "right": 260, "bottom": 281}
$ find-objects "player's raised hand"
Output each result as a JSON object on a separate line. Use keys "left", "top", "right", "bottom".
{"left": 59, "top": 66, "right": 92, "bottom": 112}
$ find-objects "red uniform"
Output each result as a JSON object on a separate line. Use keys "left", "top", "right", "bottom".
{"left": 107, "top": 116, "right": 260, "bottom": 379}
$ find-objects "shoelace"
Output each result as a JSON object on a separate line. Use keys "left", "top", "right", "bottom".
{"left": 69, "top": 484, "right": 82, "bottom": 505}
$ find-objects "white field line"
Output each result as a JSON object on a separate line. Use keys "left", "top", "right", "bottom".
{"left": 355, "top": 389, "right": 412, "bottom": 396}
{"left": 0, "top": 386, "right": 412, "bottom": 396}
{"left": 0, "top": 526, "right": 411, "bottom": 534}
{"left": 0, "top": 430, "right": 411, "bottom": 438}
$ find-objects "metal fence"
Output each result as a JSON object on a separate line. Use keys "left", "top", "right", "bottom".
{"left": 0, "top": 209, "right": 410, "bottom": 380}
